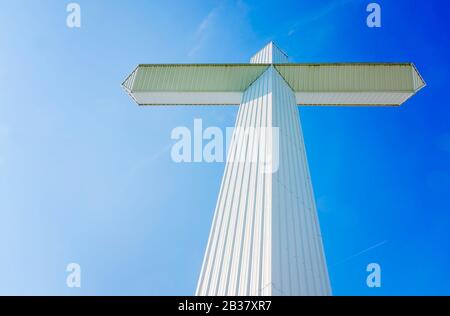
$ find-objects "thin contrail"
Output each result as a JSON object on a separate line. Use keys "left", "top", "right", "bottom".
{"left": 331, "top": 240, "right": 388, "bottom": 268}
{"left": 127, "top": 142, "right": 172, "bottom": 177}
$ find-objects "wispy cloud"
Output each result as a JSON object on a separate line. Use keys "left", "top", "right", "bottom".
{"left": 196, "top": 9, "right": 219, "bottom": 35}
{"left": 188, "top": 5, "right": 223, "bottom": 57}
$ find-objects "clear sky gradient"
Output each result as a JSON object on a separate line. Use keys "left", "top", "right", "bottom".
{"left": 0, "top": 0, "right": 449, "bottom": 295}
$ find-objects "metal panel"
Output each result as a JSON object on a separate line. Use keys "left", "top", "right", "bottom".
{"left": 250, "top": 42, "right": 289, "bottom": 64}
{"left": 196, "top": 67, "right": 274, "bottom": 296}
{"left": 250, "top": 43, "right": 271, "bottom": 64}
{"left": 271, "top": 42, "right": 289, "bottom": 64}
{"left": 275, "top": 63, "right": 425, "bottom": 106}
{"left": 133, "top": 91, "right": 243, "bottom": 105}
{"left": 271, "top": 66, "right": 331, "bottom": 295}
{"left": 126, "top": 64, "right": 268, "bottom": 91}
{"left": 122, "top": 64, "right": 269, "bottom": 105}
{"left": 122, "top": 66, "right": 138, "bottom": 93}
{"left": 411, "top": 63, "right": 426, "bottom": 92}
{"left": 295, "top": 91, "right": 412, "bottom": 106}
{"left": 123, "top": 63, "right": 424, "bottom": 106}
{"left": 196, "top": 67, "right": 331, "bottom": 296}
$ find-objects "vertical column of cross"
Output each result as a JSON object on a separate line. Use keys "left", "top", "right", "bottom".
{"left": 270, "top": 66, "right": 332, "bottom": 296}
{"left": 196, "top": 42, "right": 331, "bottom": 296}
{"left": 196, "top": 64, "right": 274, "bottom": 295}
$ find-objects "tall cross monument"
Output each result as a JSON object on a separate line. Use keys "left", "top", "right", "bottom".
{"left": 122, "top": 42, "right": 425, "bottom": 296}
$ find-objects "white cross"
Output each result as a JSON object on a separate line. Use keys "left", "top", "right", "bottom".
{"left": 122, "top": 42, "right": 425, "bottom": 296}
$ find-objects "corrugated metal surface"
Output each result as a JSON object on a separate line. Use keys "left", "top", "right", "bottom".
{"left": 128, "top": 64, "right": 268, "bottom": 92}
{"left": 196, "top": 67, "right": 274, "bottom": 296}
{"left": 196, "top": 67, "right": 331, "bottom": 296}
{"left": 271, "top": 42, "right": 289, "bottom": 64}
{"left": 274, "top": 63, "right": 425, "bottom": 106}
{"left": 122, "top": 66, "right": 138, "bottom": 93}
{"left": 271, "top": 67, "right": 331, "bottom": 296}
{"left": 275, "top": 63, "right": 422, "bottom": 92}
{"left": 250, "top": 42, "right": 271, "bottom": 64}
{"left": 411, "top": 63, "right": 426, "bottom": 92}
{"left": 250, "top": 42, "right": 289, "bottom": 64}
{"left": 122, "top": 63, "right": 424, "bottom": 106}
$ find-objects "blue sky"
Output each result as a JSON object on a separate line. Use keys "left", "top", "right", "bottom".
{"left": 0, "top": 0, "right": 449, "bottom": 295}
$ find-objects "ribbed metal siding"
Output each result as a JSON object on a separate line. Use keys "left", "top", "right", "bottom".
{"left": 411, "top": 63, "right": 426, "bottom": 92}
{"left": 122, "top": 66, "right": 138, "bottom": 93}
{"left": 196, "top": 67, "right": 274, "bottom": 296}
{"left": 271, "top": 67, "right": 331, "bottom": 295}
{"left": 250, "top": 42, "right": 289, "bottom": 64}
{"left": 122, "top": 63, "right": 424, "bottom": 106}
{"left": 130, "top": 64, "right": 268, "bottom": 92}
{"left": 196, "top": 67, "right": 331, "bottom": 296}
{"left": 275, "top": 64, "right": 422, "bottom": 92}
{"left": 271, "top": 42, "right": 289, "bottom": 64}
{"left": 250, "top": 42, "right": 272, "bottom": 64}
